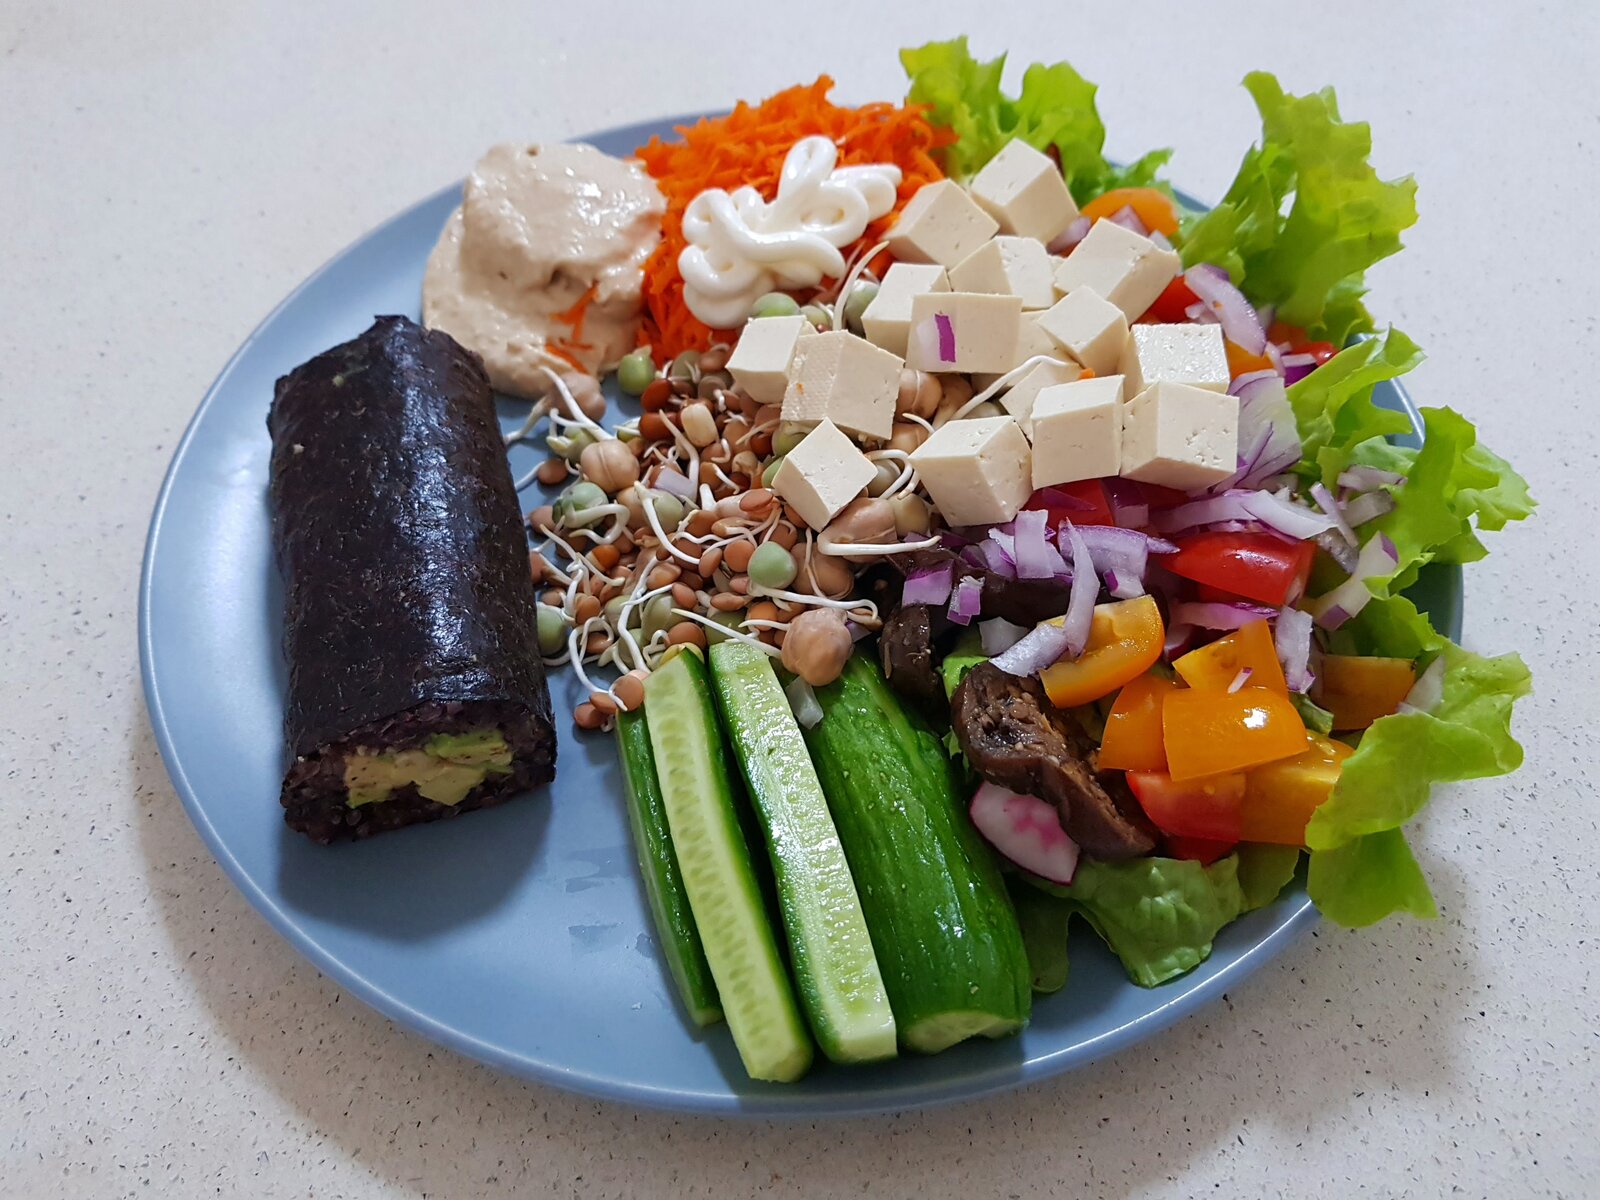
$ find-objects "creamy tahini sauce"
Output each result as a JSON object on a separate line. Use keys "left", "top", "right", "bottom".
{"left": 423, "top": 142, "right": 665, "bottom": 398}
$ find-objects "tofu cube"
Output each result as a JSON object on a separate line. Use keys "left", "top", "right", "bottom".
{"left": 1118, "top": 323, "right": 1231, "bottom": 395}
{"left": 949, "top": 236, "right": 1056, "bottom": 310}
{"left": 1035, "top": 286, "right": 1129, "bottom": 376}
{"left": 885, "top": 181, "right": 999, "bottom": 268}
{"left": 1120, "top": 382, "right": 1240, "bottom": 490}
{"left": 771, "top": 419, "right": 877, "bottom": 531}
{"left": 779, "top": 330, "right": 902, "bottom": 442}
{"left": 1052, "top": 220, "right": 1182, "bottom": 320}
{"left": 1029, "top": 376, "right": 1125, "bottom": 488}
{"left": 905, "top": 292, "right": 1023, "bottom": 375}
{"left": 997, "top": 359, "right": 1085, "bottom": 437}
{"left": 726, "top": 314, "right": 808, "bottom": 405}
{"left": 973, "top": 313, "right": 1075, "bottom": 390}
{"left": 860, "top": 262, "right": 949, "bottom": 356}
{"left": 908, "top": 416, "right": 1033, "bottom": 527}
{"left": 968, "top": 139, "right": 1079, "bottom": 244}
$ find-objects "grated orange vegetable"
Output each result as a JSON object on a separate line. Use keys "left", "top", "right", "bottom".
{"left": 633, "top": 77, "right": 952, "bottom": 360}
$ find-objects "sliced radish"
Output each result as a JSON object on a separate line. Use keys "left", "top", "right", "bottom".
{"left": 968, "top": 782, "right": 1080, "bottom": 885}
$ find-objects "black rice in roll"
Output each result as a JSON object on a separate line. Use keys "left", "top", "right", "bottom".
{"left": 268, "top": 315, "right": 556, "bottom": 842}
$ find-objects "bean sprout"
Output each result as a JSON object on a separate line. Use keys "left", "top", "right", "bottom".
{"left": 669, "top": 608, "right": 782, "bottom": 657}
{"left": 819, "top": 534, "right": 941, "bottom": 557}
{"left": 950, "top": 355, "right": 1066, "bottom": 422}
{"left": 537, "top": 366, "right": 612, "bottom": 438}
{"left": 635, "top": 483, "right": 701, "bottom": 565}
{"left": 828, "top": 239, "right": 890, "bottom": 328}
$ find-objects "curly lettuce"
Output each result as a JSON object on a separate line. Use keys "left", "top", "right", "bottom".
{"left": 1181, "top": 73, "right": 1419, "bottom": 344}
{"left": 900, "top": 38, "right": 1170, "bottom": 202}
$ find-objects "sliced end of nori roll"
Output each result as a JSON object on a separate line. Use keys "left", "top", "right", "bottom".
{"left": 268, "top": 316, "right": 555, "bottom": 842}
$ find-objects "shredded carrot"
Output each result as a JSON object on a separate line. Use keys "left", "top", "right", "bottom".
{"left": 544, "top": 343, "right": 587, "bottom": 372}
{"left": 634, "top": 77, "right": 953, "bottom": 360}
{"left": 553, "top": 283, "right": 600, "bottom": 348}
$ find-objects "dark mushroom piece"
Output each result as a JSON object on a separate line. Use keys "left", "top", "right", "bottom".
{"left": 895, "top": 546, "right": 1071, "bottom": 627}
{"left": 878, "top": 604, "right": 948, "bottom": 711}
{"left": 951, "top": 662, "right": 1157, "bottom": 860}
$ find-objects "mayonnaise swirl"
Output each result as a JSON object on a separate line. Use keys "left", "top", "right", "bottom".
{"left": 677, "top": 136, "right": 902, "bottom": 328}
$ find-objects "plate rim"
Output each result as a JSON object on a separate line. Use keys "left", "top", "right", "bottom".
{"left": 137, "top": 113, "right": 1451, "bottom": 1117}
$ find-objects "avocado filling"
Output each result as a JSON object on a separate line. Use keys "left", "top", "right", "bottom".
{"left": 343, "top": 729, "right": 513, "bottom": 808}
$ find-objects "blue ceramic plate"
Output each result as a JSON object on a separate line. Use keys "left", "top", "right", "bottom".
{"left": 139, "top": 115, "right": 1461, "bottom": 1116}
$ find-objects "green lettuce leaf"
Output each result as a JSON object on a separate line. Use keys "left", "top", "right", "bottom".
{"left": 1031, "top": 856, "right": 1246, "bottom": 987}
{"left": 1180, "top": 73, "right": 1419, "bottom": 343}
{"left": 900, "top": 38, "right": 1169, "bottom": 202}
{"left": 1286, "top": 329, "right": 1421, "bottom": 482}
{"left": 1306, "top": 643, "right": 1531, "bottom": 852}
{"left": 1307, "top": 829, "right": 1438, "bottom": 925}
{"left": 1009, "top": 882, "right": 1071, "bottom": 994}
{"left": 1236, "top": 844, "right": 1303, "bottom": 912}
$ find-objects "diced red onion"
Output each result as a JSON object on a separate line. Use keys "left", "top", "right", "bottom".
{"left": 1280, "top": 352, "right": 1318, "bottom": 386}
{"left": 1227, "top": 667, "right": 1253, "bottom": 693}
{"left": 1153, "top": 492, "right": 1256, "bottom": 533}
{"left": 1224, "top": 374, "right": 1302, "bottom": 491}
{"left": 991, "top": 620, "right": 1072, "bottom": 676}
{"left": 980, "top": 617, "right": 1030, "bottom": 656}
{"left": 1107, "top": 206, "right": 1149, "bottom": 237}
{"left": 1046, "top": 216, "right": 1091, "bottom": 255}
{"left": 1228, "top": 369, "right": 1280, "bottom": 396}
{"left": 1342, "top": 490, "right": 1396, "bottom": 527}
{"left": 1163, "top": 620, "right": 1195, "bottom": 660}
{"left": 1149, "top": 230, "right": 1174, "bottom": 251}
{"left": 1185, "top": 300, "right": 1219, "bottom": 324}
{"left": 1315, "top": 529, "right": 1359, "bottom": 574}
{"left": 1311, "top": 533, "right": 1400, "bottom": 629}
{"left": 1274, "top": 605, "right": 1315, "bottom": 693}
{"left": 1061, "top": 522, "right": 1098, "bottom": 657}
{"left": 982, "top": 536, "right": 1017, "bottom": 578}
{"left": 846, "top": 620, "right": 872, "bottom": 643}
{"left": 947, "top": 574, "right": 983, "bottom": 625}
{"left": 902, "top": 562, "right": 954, "bottom": 607}
{"left": 1238, "top": 490, "right": 1338, "bottom": 540}
{"left": 785, "top": 676, "right": 824, "bottom": 730}
{"left": 1310, "top": 481, "right": 1357, "bottom": 546}
{"left": 968, "top": 782, "right": 1080, "bottom": 885}
{"left": 1171, "top": 600, "right": 1280, "bottom": 630}
{"left": 934, "top": 312, "right": 956, "bottom": 363}
{"left": 1185, "top": 263, "right": 1266, "bottom": 354}
{"left": 652, "top": 466, "right": 695, "bottom": 498}
{"left": 1338, "top": 466, "right": 1406, "bottom": 491}
{"left": 1011, "top": 508, "right": 1066, "bottom": 579}
{"left": 1397, "top": 655, "right": 1446, "bottom": 715}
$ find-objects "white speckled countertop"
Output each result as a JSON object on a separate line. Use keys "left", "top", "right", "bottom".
{"left": 3, "top": 2, "right": 1596, "bottom": 1195}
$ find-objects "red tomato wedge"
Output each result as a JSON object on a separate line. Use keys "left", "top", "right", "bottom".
{"left": 1146, "top": 275, "right": 1200, "bottom": 324}
{"left": 1165, "top": 531, "right": 1316, "bottom": 607}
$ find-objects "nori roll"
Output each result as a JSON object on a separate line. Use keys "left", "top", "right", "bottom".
{"left": 268, "top": 315, "right": 556, "bottom": 842}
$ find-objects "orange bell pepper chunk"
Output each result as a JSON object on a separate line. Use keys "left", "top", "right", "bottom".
{"left": 1239, "top": 735, "right": 1354, "bottom": 844}
{"left": 1162, "top": 685, "right": 1309, "bottom": 781}
{"left": 1226, "top": 339, "right": 1275, "bottom": 378}
{"left": 1079, "top": 187, "right": 1180, "bottom": 237}
{"left": 1173, "top": 620, "right": 1288, "bottom": 695}
{"left": 1040, "top": 596, "right": 1165, "bottom": 710}
{"left": 1316, "top": 656, "right": 1416, "bottom": 731}
{"left": 1098, "top": 671, "right": 1178, "bottom": 771}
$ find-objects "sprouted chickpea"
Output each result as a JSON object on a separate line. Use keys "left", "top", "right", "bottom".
{"left": 780, "top": 607, "right": 853, "bottom": 686}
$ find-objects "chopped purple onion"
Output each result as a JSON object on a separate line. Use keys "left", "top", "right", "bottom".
{"left": 1310, "top": 481, "right": 1358, "bottom": 546}
{"left": 979, "top": 616, "right": 1029, "bottom": 656}
{"left": 1338, "top": 466, "right": 1406, "bottom": 491}
{"left": 1171, "top": 600, "right": 1280, "bottom": 630}
{"left": 947, "top": 574, "right": 983, "bottom": 625}
{"left": 1398, "top": 655, "right": 1446, "bottom": 715}
{"left": 1185, "top": 263, "right": 1267, "bottom": 354}
{"left": 901, "top": 561, "right": 954, "bottom": 607}
{"left": 1311, "top": 533, "right": 1400, "bottom": 629}
{"left": 934, "top": 312, "right": 956, "bottom": 363}
{"left": 652, "top": 466, "right": 695, "bottom": 498}
{"left": 1060, "top": 522, "right": 1098, "bottom": 657}
{"left": 1342, "top": 490, "right": 1396, "bottom": 527}
{"left": 990, "top": 620, "right": 1073, "bottom": 676}
{"left": 1047, "top": 216, "right": 1092, "bottom": 255}
{"left": 1227, "top": 667, "right": 1253, "bottom": 693}
{"left": 1274, "top": 606, "right": 1316, "bottom": 693}
{"left": 1106, "top": 205, "right": 1149, "bottom": 237}
{"left": 1010, "top": 508, "right": 1066, "bottom": 579}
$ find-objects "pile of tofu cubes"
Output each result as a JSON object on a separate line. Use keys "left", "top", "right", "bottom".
{"left": 725, "top": 139, "right": 1240, "bottom": 534}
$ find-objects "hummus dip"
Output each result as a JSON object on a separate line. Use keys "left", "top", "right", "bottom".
{"left": 422, "top": 142, "right": 665, "bottom": 398}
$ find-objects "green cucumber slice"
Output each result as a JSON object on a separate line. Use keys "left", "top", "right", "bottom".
{"left": 643, "top": 650, "right": 813, "bottom": 1083}
{"left": 708, "top": 643, "right": 897, "bottom": 1065}
{"left": 615, "top": 710, "right": 723, "bottom": 1027}
{"left": 804, "top": 655, "right": 1032, "bottom": 1054}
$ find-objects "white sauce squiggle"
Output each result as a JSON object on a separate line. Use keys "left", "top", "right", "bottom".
{"left": 678, "top": 136, "right": 902, "bottom": 328}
